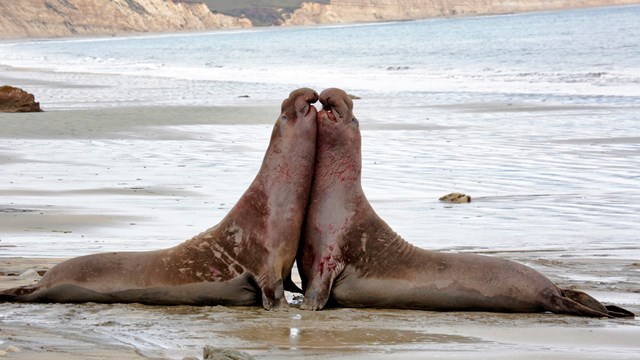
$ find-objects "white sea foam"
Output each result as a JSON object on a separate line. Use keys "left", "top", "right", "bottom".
{"left": 1, "top": 6, "right": 639, "bottom": 108}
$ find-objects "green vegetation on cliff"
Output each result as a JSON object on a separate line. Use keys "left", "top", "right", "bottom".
{"left": 178, "top": 0, "right": 329, "bottom": 25}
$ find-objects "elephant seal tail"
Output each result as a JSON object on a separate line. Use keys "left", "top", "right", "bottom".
{"left": 552, "top": 289, "right": 635, "bottom": 318}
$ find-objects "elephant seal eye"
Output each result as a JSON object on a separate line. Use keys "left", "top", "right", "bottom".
{"left": 351, "top": 117, "right": 359, "bottom": 126}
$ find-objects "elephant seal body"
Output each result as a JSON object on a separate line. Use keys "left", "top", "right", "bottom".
{"left": 297, "top": 88, "right": 633, "bottom": 318}
{"left": 1, "top": 88, "right": 319, "bottom": 310}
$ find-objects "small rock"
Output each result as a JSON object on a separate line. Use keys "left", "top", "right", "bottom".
{"left": 19, "top": 269, "right": 41, "bottom": 278}
{"left": 0, "top": 271, "right": 21, "bottom": 276}
{"left": 386, "top": 66, "right": 410, "bottom": 71}
{"left": 439, "top": 192, "right": 471, "bottom": 203}
{"left": 203, "top": 346, "right": 255, "bottom": 360}
{"left": 348, "top": 94, "right": 361, "bottom": 100}
{"left": 5, "top": 345, "right": 20, "bottom": 353}
{"left": 0, "top": 85, "right": 43, "bottom": 112}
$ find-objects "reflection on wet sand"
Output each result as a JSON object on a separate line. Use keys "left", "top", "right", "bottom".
{"left": 228, "top": 322, "right": 479, "bottom": 350}
{"left": 2, "top": 294, "right": 639, "bottom": 359}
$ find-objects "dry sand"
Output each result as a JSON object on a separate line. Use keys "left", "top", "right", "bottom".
{"left": 1, "top": 105, "right": 639, "bottom": 359}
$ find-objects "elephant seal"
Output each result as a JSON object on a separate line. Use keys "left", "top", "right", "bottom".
{"left": 0, "top": 88, "right": 319, "bottom": 310}
{"left": 297, "top": 88, "right": 634, "bottom": 318}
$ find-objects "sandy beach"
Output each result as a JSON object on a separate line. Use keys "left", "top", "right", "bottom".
{"left": 2, "top": 9, "right": 640, "bottom": 357}
{"left": 1, "top": 256, "right": 639, "bottom": 360}
{"left": 2, "top": 102, "right": 639, "bottom": 359}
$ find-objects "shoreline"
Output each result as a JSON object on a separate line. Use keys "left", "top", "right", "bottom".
{"left": 0, "top": 63, "right": 294, "bottom": 111}
{"left": 0, "top": 105, "right": 279, "bottom": 138}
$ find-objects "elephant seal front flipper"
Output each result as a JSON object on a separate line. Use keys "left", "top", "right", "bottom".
{"left": 1, "top": 88, "right": 319, "bottom": 310}
{"left": 297, "top": 87, "right": 634, "bottom": 318}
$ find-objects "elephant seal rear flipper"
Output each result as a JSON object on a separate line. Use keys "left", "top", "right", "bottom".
{"left": 605, "top": 305, "right": 635, "bottom": 318}
{"left": 560, "top": 289, "right": 634, "bottom": 318}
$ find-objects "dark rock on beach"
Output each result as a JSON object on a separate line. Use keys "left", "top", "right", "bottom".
{"left": 439, "top": 192, "right": 471, "bottom": 203}
{"left": 0, "top": 86, "right": 43, "bottom": 112}
{"left": 203, "top": 346, "right": 255, "bottom": 360}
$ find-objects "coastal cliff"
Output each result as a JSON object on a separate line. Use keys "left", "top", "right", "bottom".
{"left": 284, "top": 0, "right": 640, "bottom": 25}
{"left": 0, "top": 0, "right": 251, "bottom": 39}
{"left": 1, "top": 0, "right": 638, "bottom": 39}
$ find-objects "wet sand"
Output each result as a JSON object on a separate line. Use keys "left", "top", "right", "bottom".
{"left": 1, "top": 102, "right": 639, "bottom": 359}
{"left": 1, "top": 256, "right": 639, "bottom": 360}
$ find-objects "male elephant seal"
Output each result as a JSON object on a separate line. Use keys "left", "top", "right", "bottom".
{"left": 297, "top": 88, "right": 634, "bottom": 318}
{"left": 1, "top": 88, "right": 319, "bottom": 310}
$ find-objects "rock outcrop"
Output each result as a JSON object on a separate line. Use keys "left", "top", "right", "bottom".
{"left": 0, "top": 0, "right": 251, "bottom": 39}
{"left": 0, "top": 86, "right": 43, "bottom": 113}
{"left": 284, "top": 0, "right": 640, "bottom": 25}
{"left": 1, "top": 0, "right": 638, "bottom": 38}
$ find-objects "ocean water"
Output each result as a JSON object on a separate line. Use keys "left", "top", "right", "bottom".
{"left": 1, "top": 5, "right": 639, "bottom": 259}
{"left": 1, "top": 5, "right": 639, "bottom": 108}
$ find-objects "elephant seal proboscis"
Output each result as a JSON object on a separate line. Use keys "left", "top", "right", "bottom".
{"left": 297, "top": 87, "right": 634, "bottom": 318}
{"left": 1, "top": 88, "right": 319, "bottom": 310}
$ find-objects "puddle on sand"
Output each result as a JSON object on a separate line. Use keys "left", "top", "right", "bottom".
{"left": 2, "top": 288, "right": 639, "bottom": 359}
{"left": 0, "top": 302, "right": 490, "bottom": 359}
{"left": 228, "top": 326, "right": 478, "bottom": 351}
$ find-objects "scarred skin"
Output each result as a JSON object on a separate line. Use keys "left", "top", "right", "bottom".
{"left": 0, "top": 88, "right": 319, "bottom": 310}
{"left": 297, "top": 88, "right": 634, "bottom": 318}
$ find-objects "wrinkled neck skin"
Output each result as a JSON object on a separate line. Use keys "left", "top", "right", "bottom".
{"left": 314, "top": 131, "right": 362, "bottom": 196}
{"left": 299, "top": 117, "right": 414, "bottom": 310}
{"left": 180, "top": 110, "right": 316, "bottom": 310}
{"left": 310, "top": 122, "right": 364, "bottom": 243}
{"left": 250, "top": 116, "right": 317, "bottom": 264}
